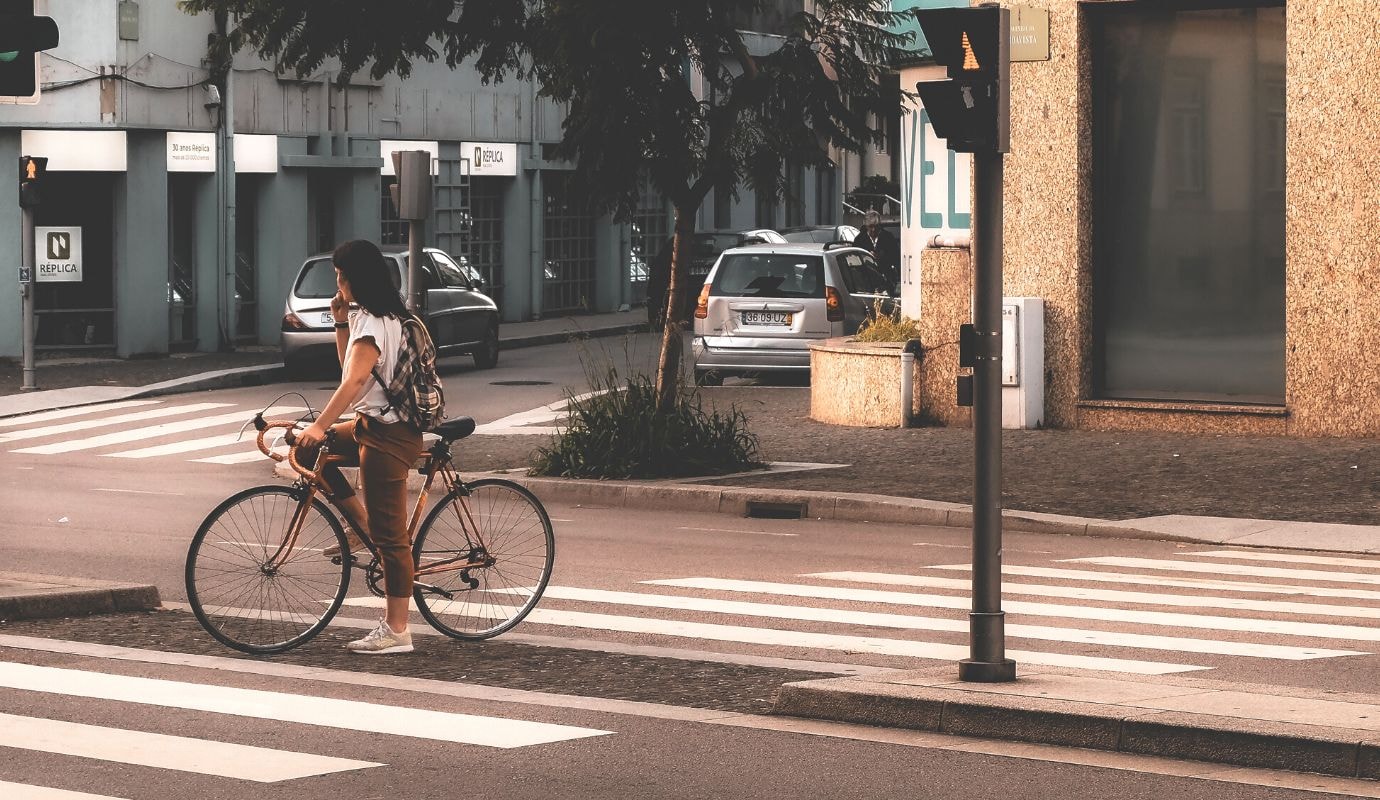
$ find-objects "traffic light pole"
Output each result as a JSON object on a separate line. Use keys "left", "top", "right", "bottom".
{"left": 20, "top": 205, "right": 36, "bottom": 390}
{"left": 959, "top": 149, "right": 1015, "bottom": 683}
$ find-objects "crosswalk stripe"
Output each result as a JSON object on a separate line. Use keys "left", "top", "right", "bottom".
{"left": 0, "top": 712, "right": 381, "bottom": 782}
{"left": 105, "top": 430, "right": 251, "bottom": 459}
{"left": 0, "top": 780, "right": 129, "bottom": 800}
{"left": 1066, "top": 556, "right": 1380, "bottom": 587}
{"left": 0, "top": 662, "right": 610, "bottom": 748}
{"left": 0, "top": 400, "right": 160, "bottom": 429}
{"left": 11, "top": 406, "right": 302, "bottom": 455}
{"left": 647, "top": 577, "right": 1380, "bottom": 642}
{"left": 810, "top": 571, "right": 1380, "bottom": 621}
{"left": 1186, "top": 550, "right": 1380, "bottom": 570}
{"left": 513, "top": 607, "right": 1205, "bottom": 674}
{"left": 929, "top": 563, "right": 1380, "bottom": 603}
{"left": 528, "top": 586, "right": 1358, "bottom": 660}
{"left": 192, "top": 447, "right": 287, "bottom": 465}
{"left": 0, "top": 403, "right": 234, "bottom": 444}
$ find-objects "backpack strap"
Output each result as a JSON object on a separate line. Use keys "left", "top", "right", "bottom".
{"left": 368, "top": 314, "right": 416, "bottom": 416}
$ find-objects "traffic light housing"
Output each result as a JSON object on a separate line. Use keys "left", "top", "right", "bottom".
{"left": 914, "top": 6, "right": 1009, "bottom": 153}
{"left": 0, "top": 2, "right": 59, "bottom": 99}
{"left": 18, "top": 155, "right": 47, "bottom": 208}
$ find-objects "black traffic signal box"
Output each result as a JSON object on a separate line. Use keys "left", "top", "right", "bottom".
{"left": 913, "top": 6, "right": 1009, "bottom": 154}
{"left": 0, "top": 2, "right": 60, "bottom": 98}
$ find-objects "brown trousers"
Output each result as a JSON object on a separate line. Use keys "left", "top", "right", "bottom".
{"left": 319, "top": 415, "right": 423, "bottom": 599}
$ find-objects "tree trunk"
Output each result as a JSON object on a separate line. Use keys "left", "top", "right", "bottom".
{"left": 654, "top": 207, "right": 696, "bottom": 412}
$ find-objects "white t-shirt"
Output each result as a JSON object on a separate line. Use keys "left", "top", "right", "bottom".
{"left": 347, "top": 311, "right": 405, "bottom": 424}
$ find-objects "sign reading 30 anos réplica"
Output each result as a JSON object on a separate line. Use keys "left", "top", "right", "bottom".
{"left": 35, "top": 227, "right": 83, "bottom": 282}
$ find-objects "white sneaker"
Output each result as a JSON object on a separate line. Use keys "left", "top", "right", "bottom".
{"left": 345, "top": 619, "right": 413, "bottom": 654}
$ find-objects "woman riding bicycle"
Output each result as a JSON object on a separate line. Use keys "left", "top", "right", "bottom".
{"left": 295, "top": 239, "right": 423, "bottom": 654}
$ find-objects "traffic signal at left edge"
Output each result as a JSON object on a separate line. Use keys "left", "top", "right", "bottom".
{"left": 0, "top": 1, "right": 60, "bottom": 99}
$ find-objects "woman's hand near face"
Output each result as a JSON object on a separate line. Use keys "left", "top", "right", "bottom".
{"left": 330, "top": 291, "right": 350, "bottom": 323}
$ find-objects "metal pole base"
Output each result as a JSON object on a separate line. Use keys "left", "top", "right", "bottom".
{"left": 958, "top": 658, "right": 1017, "bottom": 682}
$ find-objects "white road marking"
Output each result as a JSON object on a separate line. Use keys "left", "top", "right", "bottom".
{"left": 1186, "top": 550, "right": 1380, "bottom": 570}
{"left": 92, "top": 488, "right": 186, "bottom": 496}
{"left": 13, "top": 406, "right": 302, "bottom": 455}
{"left": 1066, "top": 556, "right": 1380, "bottom": 587}
{"left": 473, "top": 390, "right": 608, "bottom": 435}
{"left": 930, "top": 563, "right": 1380, "bottom": 603}
{"left": 514, "top": 607, "right": 1204, "bottom": 674}
{"left": 0, "top": 712, "right": 381, "bottom": 782}
{"left": 0, "top": 400, "right": 160, "bottom": 429}
{"left": 677, "top": 527, "right": 799, "bottom": 537}
{"left": 104, "top": 430, "right": 249, "bottom": 458}
{"left": 0, "top": 780, "right": 131, "bottom": 800}
{"left": 532, "top": 586, "right": 1358, "bottom": 660}
{"left": 648, "top": 577, "right": 1380, "bottom": 642}
{"left": 812, "top": 571, "right": 1380, "bottom": 621}
{"left": 0, "top": 403, "right": 233, "bottom": 444}
{"left": 194, "top": 447, "right": 287, "bottom": 465}
{"left": 0, "top": 662, "right": 611, "bottom": 748}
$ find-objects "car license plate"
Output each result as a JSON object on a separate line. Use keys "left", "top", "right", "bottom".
{"left": 741, "top": 311, "right": 791, "bottom": 326}
{"left": 319, "top": 312, "right": 336, "bottom": 325}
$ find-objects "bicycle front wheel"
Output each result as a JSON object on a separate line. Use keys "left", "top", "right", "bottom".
{"left": 185, "top": 485, "right": 351, "bottom": 654}
{"left": 413, "top": 478, "right": 555, "bottom": 639}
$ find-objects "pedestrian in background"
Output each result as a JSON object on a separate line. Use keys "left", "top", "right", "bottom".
{"left": 295, "top": 239, "right": 423, "bottom": 655}
{"left": 853, "top": 209, "right": 900, "bottom": 288}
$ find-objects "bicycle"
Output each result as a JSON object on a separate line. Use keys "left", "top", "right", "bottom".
{"left": 184, "top": 411, "right": 555, "bottom": 655}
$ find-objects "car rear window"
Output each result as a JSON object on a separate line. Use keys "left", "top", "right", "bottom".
{"left": 712, "top": 253, "right": 825, "bottom": 299}
{"left": 294, "top": 258, "right": 336, "bottom": 299}
{"left": 295, "top": 256, "right": 402, "bottom": 299}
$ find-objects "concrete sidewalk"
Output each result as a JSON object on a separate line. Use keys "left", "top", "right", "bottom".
{"left": 0, "top": 309, "right": 647, "bottom": 419}
{"left": 0, "top": 572, "right": 160, "bottom": 622}
{"left": 772, "top": 667, "right": 1380, "bottom": 780}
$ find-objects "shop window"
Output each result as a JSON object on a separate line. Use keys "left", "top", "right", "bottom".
{"left": 542, "top": 173, "right": 596, "bottom": 314}
{"left": 1092, "top": 3, "right": 1285, "bottom": 404}
{"left": 632, "top": 175, "right": 670, "bottom": 304}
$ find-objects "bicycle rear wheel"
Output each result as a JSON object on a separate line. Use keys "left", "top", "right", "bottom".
{"left": 413, "top": 478, "right": 555, "bottom": 639}
{"left": 185, "top": 485, "right": 351, "bottom": 654}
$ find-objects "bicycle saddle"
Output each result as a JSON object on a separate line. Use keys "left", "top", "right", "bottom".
{"left": 435, "top": 416, "right": 476, "bottom": 441}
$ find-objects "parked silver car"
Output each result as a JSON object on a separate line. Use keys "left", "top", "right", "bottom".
{"left": 281, "top": 246, "right": 500, "bottom": 370}
{"left": 690, "top": 243, "right": 895, "bottom": 385}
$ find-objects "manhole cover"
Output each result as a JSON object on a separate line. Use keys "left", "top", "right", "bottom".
{"left": 489, "top": 380, "right": 552, "bottom": 386}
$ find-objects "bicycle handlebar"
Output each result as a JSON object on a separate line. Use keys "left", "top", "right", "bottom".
{"left": 255, "top": 419, "right": 331, "bottom": 484}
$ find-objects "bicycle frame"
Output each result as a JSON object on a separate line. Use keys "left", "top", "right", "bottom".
{"left": 254, "top": 420, "right": 495, "bottom": 595}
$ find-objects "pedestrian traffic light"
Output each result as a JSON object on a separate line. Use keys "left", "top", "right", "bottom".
{"left": 0, "top": 2, "right": 60, "bottom": 99}
{"left": 18, "top": 155, "right": 47, "bottom": 208}
{"left": 913, "top": 5, "right": 1009, "bottom": 153}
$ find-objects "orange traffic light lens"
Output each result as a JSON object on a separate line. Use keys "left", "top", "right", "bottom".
{"left": 961, "top": 31, "right": 980, "bottom": 70}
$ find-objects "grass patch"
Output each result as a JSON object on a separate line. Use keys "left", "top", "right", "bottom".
{"left": 854, "top": 301, "right": 922, "bottom": 343}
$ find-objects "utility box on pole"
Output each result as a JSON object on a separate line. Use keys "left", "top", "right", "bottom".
{"left": 391, "top": 150, "right": 433, "bottom": 313}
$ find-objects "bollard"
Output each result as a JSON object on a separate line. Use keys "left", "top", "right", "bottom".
{"left": 900, "top": 351, "right": 914, "bottom": 428}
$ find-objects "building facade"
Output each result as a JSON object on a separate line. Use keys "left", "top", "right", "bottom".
{"left": 900, "top": 0, "right": 1375, "bottom": 438}
{"left": 0, "top": 1, "right": 843, "bottom": 359}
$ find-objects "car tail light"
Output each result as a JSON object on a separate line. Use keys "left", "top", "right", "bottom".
{"left": 825, "top": 286, "right": 844, "bottom": 322}
{"left": 694, "top": 284, "right": 712, "bottom": 319}
{"left": 281, "top": 311, "right": 310, "bottom": 332}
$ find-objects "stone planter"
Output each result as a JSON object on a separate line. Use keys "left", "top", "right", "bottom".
{"left": 809, "top": 337, "right": 921, "bottom": 427}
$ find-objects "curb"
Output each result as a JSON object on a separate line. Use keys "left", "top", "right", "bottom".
{"left": 496, "top": 475, "right": 1307, "bottom": 551}
{"left": 770, "top": 672, "right": 1380, "bottom": 780}
{"left": 0, "top": 572, "right": 161, "bottom": 622}
{"left": 500, "top": 321, "right": 648, "bottom": 351}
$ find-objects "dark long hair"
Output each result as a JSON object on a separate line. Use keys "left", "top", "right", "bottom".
{"left": 333, "top": 239, "right": 410, "bottom": 319}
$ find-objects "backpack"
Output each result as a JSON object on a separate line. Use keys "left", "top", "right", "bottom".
{"left": 370, "top": 315, "right": 446, "bottom": 431}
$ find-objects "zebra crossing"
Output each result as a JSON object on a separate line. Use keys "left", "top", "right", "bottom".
{"left": 0, "top": 651, "right": 611, "bottom": 798}
{"left": 324, "top": 546, "right": 1380, "bottom": 679}
{"left": 0, "top": 399, "right": 308, "bottom": 464}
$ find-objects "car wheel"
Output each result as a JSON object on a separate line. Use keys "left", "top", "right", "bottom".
{"left": 694, "top": 369, "right": 723, "bottom": 387}
{"left": 472, "top": 322, "right": 500, "bottom": 369}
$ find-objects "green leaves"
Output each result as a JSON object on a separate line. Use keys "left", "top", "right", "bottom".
{"left": 529, "top": 365, "right": 763, "bottom": 480}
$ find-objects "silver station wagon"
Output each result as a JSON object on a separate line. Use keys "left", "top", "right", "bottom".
{"left": 280, "top": 245, "right": 500, "bottom": 370}
{"left": 690, "top": 242, "right": 896, "bottom": 385}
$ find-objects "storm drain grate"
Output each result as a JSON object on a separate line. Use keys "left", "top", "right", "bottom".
{"left": 489, "top": 380, "right": 553, "bottom": 386}
{"left": 745, "top": 501, "right": 806, "bottom": 520}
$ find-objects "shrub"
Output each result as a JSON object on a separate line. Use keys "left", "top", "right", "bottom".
{"left": 854, "top": 300, "right": 922, "bottom": 343}
{"left": 529, "top": 365, "right": 764, "bottom": 479}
